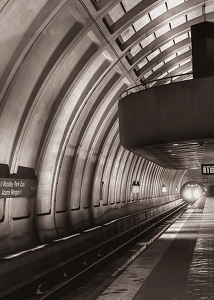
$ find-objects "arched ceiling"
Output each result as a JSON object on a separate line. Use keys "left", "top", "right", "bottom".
{"left": 0, "top": 0, "right": 213, "bottom": 207}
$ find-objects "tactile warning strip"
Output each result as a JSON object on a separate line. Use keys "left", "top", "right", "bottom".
{"left": 183, "top": 197, "right": 214, "bottom": 300}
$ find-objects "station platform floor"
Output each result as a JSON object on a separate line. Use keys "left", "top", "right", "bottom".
{"left": 71, "top": 196, "right": 214, "bottom": 300}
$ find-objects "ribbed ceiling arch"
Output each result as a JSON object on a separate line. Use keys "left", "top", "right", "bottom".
{"left": 0, "top": 0, "right": 209, "bottom": 240}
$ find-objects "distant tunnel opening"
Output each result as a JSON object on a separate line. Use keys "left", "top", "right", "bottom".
{"left": 181, "top": 182, "right": 203, "bottom": 202}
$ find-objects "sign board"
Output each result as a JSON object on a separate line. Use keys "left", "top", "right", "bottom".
{"left": 201, "top": 164, "right": 214, "bottom": 175}
{"left": 0, "top": 178, "right": 38, "bottom": 198}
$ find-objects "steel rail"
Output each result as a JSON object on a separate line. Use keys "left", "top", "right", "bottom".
{"left": 36, "top": 203, "right": 188, "bottom": 300}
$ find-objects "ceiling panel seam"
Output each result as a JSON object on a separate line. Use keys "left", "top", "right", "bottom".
{"left": 79, "top": 0, "right": 139, "bottom": 87}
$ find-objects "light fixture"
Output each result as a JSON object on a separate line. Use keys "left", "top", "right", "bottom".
{"left": 132, "top": 181, "right": 140, "bottom": 193}
{"left": 175, "top": 186, "right": 178, "bottom": 192}
{"left": 162, "top": 184, "right": 167, "bottom": 193}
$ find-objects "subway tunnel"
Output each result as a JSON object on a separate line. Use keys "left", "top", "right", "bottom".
{"left": 1, "top": 1, "right": 214, "bottom": 299}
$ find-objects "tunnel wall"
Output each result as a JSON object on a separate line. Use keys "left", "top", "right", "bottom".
{"left": 0, "top": 0, "right": 187, "bottom": 256}
{"left": 0, "top": 159, "right": 184, "bottom": 254}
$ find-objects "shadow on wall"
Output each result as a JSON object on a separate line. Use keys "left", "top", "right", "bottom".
{"left": 207, "top": 185, "right": 214, "bottom": 197}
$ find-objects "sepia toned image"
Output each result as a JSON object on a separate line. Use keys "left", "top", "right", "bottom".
{"left": 0, "top": 1, "right": 214, "bottom": 299}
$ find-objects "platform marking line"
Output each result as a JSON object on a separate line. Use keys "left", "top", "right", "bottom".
{"left": 111, "top": 215, "right": 181, "bottom": 277}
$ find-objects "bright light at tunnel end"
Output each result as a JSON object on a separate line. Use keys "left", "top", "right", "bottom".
{"left": 181, "top": 183, "right": 203, "bottom": 202}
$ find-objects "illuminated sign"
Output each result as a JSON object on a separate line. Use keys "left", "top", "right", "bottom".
{"left": 0, "top": 178, "right": 38, "bottom": 198}
{"left": 201, "top": 164, "right": 214, "bottom": 175}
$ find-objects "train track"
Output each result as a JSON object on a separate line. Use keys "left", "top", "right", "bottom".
{"left": 2, "top": 203, "right": 188, "bottom": 300}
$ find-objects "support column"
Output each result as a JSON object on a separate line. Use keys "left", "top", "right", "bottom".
{"left": 191, "top": 21, "right": 214, "bottom": 78}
